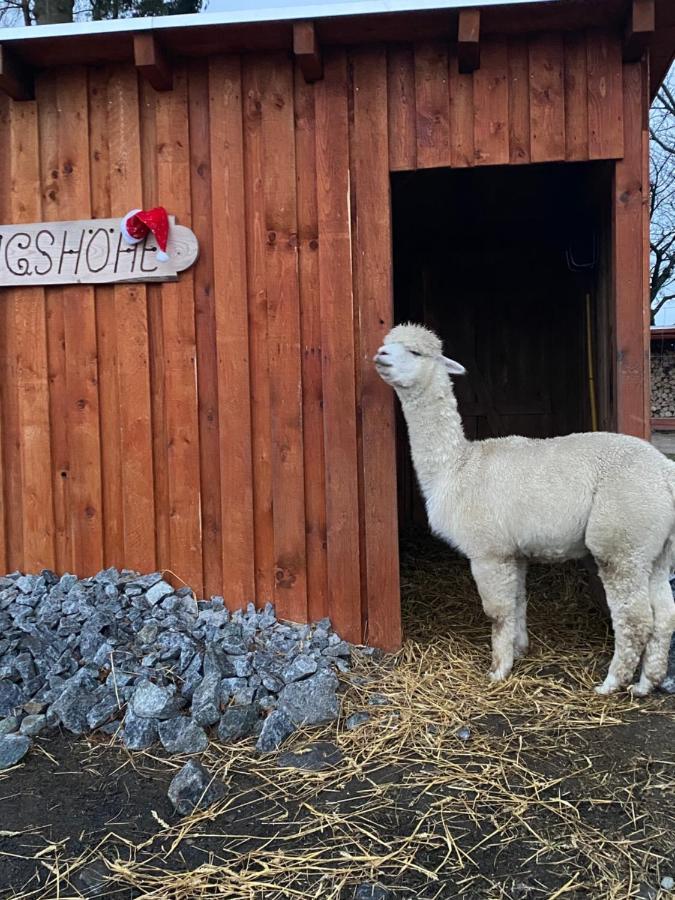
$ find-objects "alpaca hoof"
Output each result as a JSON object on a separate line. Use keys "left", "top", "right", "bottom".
{"left": 594, "top": 676, "right": 619, "bottom": 696}
{"left": 488, "top": 666, "right": 511, "bottom": 683}
{"left": 629, "top": 677, "right": 654, "bottom": 698}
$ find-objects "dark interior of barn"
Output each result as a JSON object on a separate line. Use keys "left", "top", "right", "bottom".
{"left": 391, "top": 161, "right": 614, "bottom": 529}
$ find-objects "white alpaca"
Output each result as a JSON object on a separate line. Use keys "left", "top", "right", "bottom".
{"left": 375, "top": 323, "right": 675, "bottom": 696}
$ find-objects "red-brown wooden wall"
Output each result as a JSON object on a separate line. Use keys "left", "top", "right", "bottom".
{"left": 0, "top": 30, "right": 649, "bottom": 649}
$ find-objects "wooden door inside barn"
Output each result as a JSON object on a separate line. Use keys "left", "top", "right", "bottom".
{"left": 392, "top": 162, "right": 613, "bottom": 529}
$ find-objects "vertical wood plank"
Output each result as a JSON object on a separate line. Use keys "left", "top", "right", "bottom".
{"left": 0, "top": 95, "right": 9, "bottom": 573}
{"left": 140, "top": 80, "right": 169, "bottom": 573}
{"left": 507, "top": 37, "right": 530, "bottom": 164}
{"left": 315, "top": 49, "right": 362, "bottom": 643}
{"left": 242, "top": 57, "right": 275, "bottom": 605}
{"left": 528, "top": 33, "right": 565, "bottom": 163}
{"left": 10, "top": 100, "right": 55, "bottom": 571}
{"left": 208, "top": 55, "right": 256, "bottom": 608}
{"left": 108, "top": 65, "right": 156, "bottom": 574}
{"left": 155, "top": 66, "right": 203, "bottom": 594}
{"left": 473, "top": 39, "right": 509, "bottom": 166}
{"left": 294, "top": 59, "right": 328, "bottom": 622}
{"left": 351, "top": 48, "right": 401, "bottom": 651}
{"left": 57, "top": 68, "right": 104, "bottom": 575}
{"left": 387, "top": 45, "right": 417, "bottom": 171}
{"left": 1, "top": 105, "right": 24, "bottom": 572}
{"left": 88, "top": 66, "right": 123, "bottom": 569}
{"left": 587, "top": 31, "right": 624, "bottom": 160}
{"left": 260, "top": 53, "right": 307, "bottom": 622}
{"left": 613, "top": 62, "right": 649, "bottom": 438}
{"left": 38, "top": 76, "right": 70, "bottom": 573}
{"left": 414, "top": 41, "right": 451, "bottom": 169}
{"left": 564, "top": 33, "right": 589, "bottom": 161}
{"left": 449, "top": 51, "right": 475, "bottom": 168}
{"left": 188, "top": 59, "right": 221, "bottom": 598}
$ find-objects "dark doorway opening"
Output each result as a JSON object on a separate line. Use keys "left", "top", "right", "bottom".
{"left": 391, "top": 161, "right": 613, "bottom": 530}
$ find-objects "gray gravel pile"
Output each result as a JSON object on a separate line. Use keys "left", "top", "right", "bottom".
{"left": 0, "top": 568, "right": 353, "bottom": 769}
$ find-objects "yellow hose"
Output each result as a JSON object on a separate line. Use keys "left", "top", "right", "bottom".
{"left": 585, "top": 292, "right": 598, "bottom": 432}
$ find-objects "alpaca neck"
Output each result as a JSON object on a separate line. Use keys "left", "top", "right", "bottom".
{"left": 396, "top": 367, "right": 467, "bottom": 498}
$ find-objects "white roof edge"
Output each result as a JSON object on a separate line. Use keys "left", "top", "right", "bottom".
{"left": 0, "top": 0, "right": 557, "bottom": 43}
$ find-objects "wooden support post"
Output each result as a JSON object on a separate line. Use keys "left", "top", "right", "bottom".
{"left": 293, "top": 21, "right": 323, "bottom": 83}
{"left": 133, "top": 34, "right": 173, "bottom": 92}
{"left": 623, "top": 0, "right": 655, "bottom": 62}
{"left": 613, "top": 61, "right": 650, "bottom": 439}
{"left": 457, "top": 9, "right": 480, "bottom": 74}
{"left": 0, "top": 45, "right": 34, "bottom": 102}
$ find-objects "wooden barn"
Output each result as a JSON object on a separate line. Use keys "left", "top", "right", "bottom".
{"left": 0, "top": 0, "right": 673, "bottom": 650}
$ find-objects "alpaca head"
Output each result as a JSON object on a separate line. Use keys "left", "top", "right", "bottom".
{"left": 373, "top": 323, "right": 465, "bottom": 390}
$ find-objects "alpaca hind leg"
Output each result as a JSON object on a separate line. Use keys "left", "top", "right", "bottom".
{"left": 471, "top": 558, "right": 519, "bottom": 682}
{"left": 594, "top": 565, "right": 652, "bottom": 695}
{"left": 632, "top": 545, "right": 675, "bottom": 697}
{"left": 514, "top": 560, "right": 529, "bottom": 659}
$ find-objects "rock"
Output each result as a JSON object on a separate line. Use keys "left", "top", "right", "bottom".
{"left": 121, "top": 708, "right": 158, "bottom": 750}
{"left": 191, "top": 673, "right": 222, "bottom": 727}
{"left": 279, "top": 672, "right": 339, "bottom": 726}
{"left": 0, "top": 716, "right": 20, "bottom": 736}
{"left": 23, "top": 700, "right": 48, "bottom": 716}
{"left": 168, "top": 759, "right": 225, "bottom": 816}
{"left": 229, "top": 654, "right": 252, "bottom": 678}
{"left": 456, "top": 725, "right": 471, "bottom": 741}
{"left": 131, "top": 679, "right": 181, "bottom": 719}
{"left": 137, "top": 622, "right": 159, "bottom": 645}
{"left": 367, "top": 694, "right": 389, "bottom": 707}
{"left": 277, "top": 741, "right": 343, "bottom": 771}
{"left": 281, "top": 654, "right": 318, "bottom": 684}
{"left": 49, "top": 683, "right": 96, "bottom": 734}
{"left": 16, "top": 575, "right": 36, "bottom": 594}
{"left": 158, "top": 717, "right": 208, "bottom": 754}
{"left": 256, "top": 709, "right": 294, "bottom": 753}
{"left": 354, "top": 885, "right": 392, "bottom": 900}
{"left": 0, "top": 734, "right": 31, "bottom": 769}
{"left": 20, "top": 714, "right": 47, "bottom": 736}
{"left": 87, "top": 694, "right": 119, "bottom": 730}
{"left": 323, "top": 640, "right": 351, "bottom": 658}
{"left": 345, "top": 711, "right": 370, "bottom": 731}
{"left": 0, "top": 682, "right": 23, "bottom": 716}
{"left": 145, "top": 580, "right": 174, "bottom": 606}
{"left": 217, "top": 705, "right": 258, "bottom": 743}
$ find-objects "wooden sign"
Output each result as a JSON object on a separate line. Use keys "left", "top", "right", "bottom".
{"left": 0, "top": 216, "right": 199, "bottom": 287}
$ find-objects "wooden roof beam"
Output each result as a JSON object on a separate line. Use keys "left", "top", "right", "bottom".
{"left": 133, "top": 33, "right": 173, "bottom": 92}
{"left": 293, "top": 21, "right": 323, "bottom": 82}
{"left": 623, "top": 0, "right": 655, "bottom": 62}
{"left": 0, "top": 44, "right": 34, "bottom": 101}
{"left": 457, "top": 8, "right": 480, "bottom": 74}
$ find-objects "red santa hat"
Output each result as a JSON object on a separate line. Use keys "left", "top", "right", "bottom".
{"left": 120, "top": 206, "right": 170, "bottom": 262}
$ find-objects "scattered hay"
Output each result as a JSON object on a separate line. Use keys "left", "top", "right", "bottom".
{"left": 9, "top": 533, "right": 675, "bottom": 899}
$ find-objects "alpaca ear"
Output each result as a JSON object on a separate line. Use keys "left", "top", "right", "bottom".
{"left": 442, "top": 356, "right": 466, "bottom": 376}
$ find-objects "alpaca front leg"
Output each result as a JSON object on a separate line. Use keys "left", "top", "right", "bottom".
{"left": 471, "top": 558, "right": 519, "bottom": 682}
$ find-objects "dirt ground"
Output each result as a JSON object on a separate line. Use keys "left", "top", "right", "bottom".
{"left": 1, "top": 534, "right": 674, "bottom": 900}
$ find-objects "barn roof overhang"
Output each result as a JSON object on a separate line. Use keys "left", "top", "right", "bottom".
{"left": 0, "top": 0, "right": 673, "bottom": 100}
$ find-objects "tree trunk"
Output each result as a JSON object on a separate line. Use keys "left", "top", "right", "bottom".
{"left": 33, "top": 0, "right": 74, "bottom": 24}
